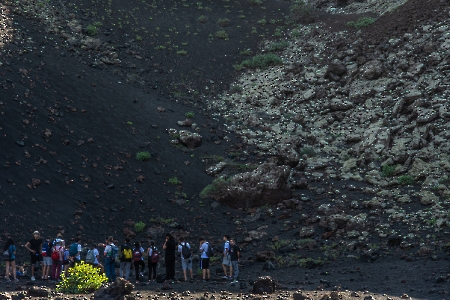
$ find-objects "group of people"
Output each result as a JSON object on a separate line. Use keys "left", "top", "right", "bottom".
{"left": 3, "top": 231, "right": 241, "bottom": 284}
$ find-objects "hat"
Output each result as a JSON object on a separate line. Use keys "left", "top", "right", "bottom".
{"left": 33, "top": 231, "right": 40, "bottom": 235}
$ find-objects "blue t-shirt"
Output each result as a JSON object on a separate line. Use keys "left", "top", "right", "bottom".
{"left": 223, "top": 241, "right": 230, "bottom": 256}
{"left": 8, "top": 245, "right": 16, "bottom": 260}
{"left": 200, "top": 242, "right": 209, "bottom": 259}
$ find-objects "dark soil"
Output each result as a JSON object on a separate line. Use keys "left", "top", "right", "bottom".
{"left": 1, "top": 0, "right": 450, "bottom": 299}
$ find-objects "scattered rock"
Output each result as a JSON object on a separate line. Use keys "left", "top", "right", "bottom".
{"left": 252, "top": 276, "right": 276, "bottom": 294}
{"left": 94, "top": 277, "right": 134, "bottom": 299}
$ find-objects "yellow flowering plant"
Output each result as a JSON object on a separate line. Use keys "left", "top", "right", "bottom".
{"left": 56, "top": 262, "right": 108, "bottom": 294}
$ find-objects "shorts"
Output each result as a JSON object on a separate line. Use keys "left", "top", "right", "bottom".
{"left": 30, "top": 253, "right": 43, "bottom": 264}
{"left": 43, "top": 256, "right": 52, "bottom": 266}
{"left": 181, "top": 259, "right": 192, "bottom": 270}
{"left": 200, "top": 258, "right": 210, "bottom": 270}
{"left": 222, "top": 257, "right": 231, "bottom": 266}
{"left": 4, "top": 259, "right": 15, "bottom": 262}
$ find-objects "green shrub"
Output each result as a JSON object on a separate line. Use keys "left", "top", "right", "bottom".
{"left": 86, "top": 24, "right": 98, "bottom": 36}
{"left": 126, "top": 121, "right": 133, "bottom": 125}
{"left": 177, "top": 50, "right": 187, "bottom": 55}
{"left": 197, "top": 15, "right": 208, "bottom": 23}
{"left": 381, "top": 164, "right": 396, "bottom": 177}
{"left": 239, "top": 49, "right": 253, "bottom": 56}
{"left": 215, "top": 30, "right": 229, "bottom": 40}
{"left": 136, "top": 151, "right": 151, "bottom": 161}
{"left": 266, "top": 41, "right": 289, "bottom": 52}
{"left": 200, "top": 177, "right": 228, "bottom": 199}
{"left": 169, "top": 177, "right": 181, "bottom": 185}
{"left": 185, "top": 111, "right": 195, "bottom": 118}
{"left": 236, "top": 53, "right": 282, "bottom": 70}
{"left": 290, "top": 0, "right": 317, "bottom": 24}
{"left": 217, "top": 18, "right": 230, "bottom": 27}
{"left": 257, "top": 18, "right": 267, "bottom": 25}
{"left": 56, "top": 262, "right": 107, "bottom": 294}
{"left": 136, "top": 35, "right": 143, "bottom": 41}
{"left": 398, "top": 175, "right": 414, "bottom": 185}
{"left": 134, "top": 221, "right": 146, "bottom": 233}
{"left": 249, "top": 0, "right": 263, "bottom": 5}
{"left": 347, "top": 17, "right": 375, "bottom": 29}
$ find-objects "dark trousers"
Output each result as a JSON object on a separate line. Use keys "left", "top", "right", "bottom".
{"left": 148, "top": 261, "right": 157, "bottom": 280}
{"left": 165, "top": 259, "right": 175, "bottom": 280}
{"left": 133, "top": 260, "right": 145, "bottom": 281}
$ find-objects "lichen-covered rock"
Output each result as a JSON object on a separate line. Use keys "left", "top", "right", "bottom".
{"left": 178, "top": 130, "right": 202, "bottom": 148}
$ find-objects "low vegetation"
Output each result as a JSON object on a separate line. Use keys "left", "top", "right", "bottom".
{"left": 235, "top": 53, "right": 283, "bottom": 70}
{"left": 136, "top": 151, "right": 151, "bottom": 161}
{"left": 347, "top": 17, "right": 376, "bottom": 29}
{"left": 56, "top": 262, "right": 107, "bottom": 293}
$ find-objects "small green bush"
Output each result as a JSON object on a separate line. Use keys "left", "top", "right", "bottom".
{"left": 290, "top": 0, "right": 317, "bottom": 24}
{"left": 197, "top": 15, "right": 208, "bottom": 23}
{"left": 381, "top": 164, "right": 396, "bottom": 177}
{"left": 347, "top": 17, "right": 375, "bottom": 29}
{"left": 126, "top": 121, "right": 133, "bottom": 125}
{"left": 217, "top": 18, "right": 230, "bottom": 27}
{"left": 249, "top": 0, "right": 263, "bottom": 5}
{"left": 200, "top": 177, "right": 228, "bottom": 199}
{"left": 215, "top": 30, "right": 229, "bottom": 39}
{"left": 185, "top": 111, "right": 195, "bottom": 118}
{"left": 56, "top": 262, "right": 107, "bottom": 294}
{"left": 236, "top": 53, "right": 282, "bottom": 70}
{"left": 169, "top": 177, "right": 181, "bottom": 185}
{"left": 398, "top": 175, "right": 414, "bottom": 185}
{"left": 177, "top": 50, "right": 187, "bottom": 55}
{"left": 266, "top": 41, "right": 289, "bottom": 52}
{"left": 136, "top": 35, "right": 143, "bottom": 42}
{"left": 134, "top": 221, "right": 146, "bottom": 233}
{"left": 136, "top": 151, "right": 151, "bottom": 161}
{"left": 257, "top": 18, "right": 267, "bottom": 25}
{"left": 86, "top": 25, "right": 98, "bottom": 36}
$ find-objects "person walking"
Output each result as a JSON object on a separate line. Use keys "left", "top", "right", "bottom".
{"left": 50, "top": 240, "right": 64, "bottom": 281}
{"left": 147, "top": 241, "right": 158, "bottom": 283}
{"left": 132, "top": 241, "right": 145, "bottom": 284}
{"left": 119, "top": 238, "right": 132, "bottom": 280}
{"left": 103, "top": 236, "right": 117, "bottom": 282}
{"left": 24, "top": 231, "right": 43, "bottom": 281}
{"left": 41, "top": 236, "right": 52, "bottom": 281}
{"left": 222, "top": 235, "right": 231, "bottom": 279}
{"left": 3, "top": 238, "right": 18, "bottom": 282}
{"left": 177, "top": 237, "right": 193, "bottom": 282}
{"left": 68, "top": 237, "right": 82, "bottom": 267}
{"left": 199, "top": 237, "right": 211, "bottom": 282}
{"left": 229, "top": 238, "right": 240, "bottom": 284}
{"left": 162, "top": 233, "right": 177, "bottom": 282}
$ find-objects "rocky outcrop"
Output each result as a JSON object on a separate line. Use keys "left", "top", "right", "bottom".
{"left": 94, "top": 277, "right": 134, "bottom": 300}
{"left": 252, "top": 276, "right": 276, "bottom": 294}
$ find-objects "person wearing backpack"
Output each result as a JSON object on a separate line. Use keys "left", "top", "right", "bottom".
{"left": 3, "top": 238, "right": 18, "bottom": 282}
{"left": 119, "top": 238, "right": 132, "bottom": 280}
{"left": 147, "top": 241, "right": 158, "bottom": 283}
{"left": 132, "top": 241, "right": 145, "bottom": 284}
{"left": 103, "top": 236, "right": 118, "bottom": 282}
{"left": 163, "top": 233, "right": 177, "bottom": 282}
{"left": 51, "top": 240, "right": 64, "bottom": 281}
{"left": 41, "top": 236, "right": 53, "bottom": 281}
{"left": 199, "top": 237, "right": 211, "bottom": 282}
{"left": 69, "top": 237, "right": 82, "bottom": 267}
{"left": 229, "top": 238, "right": 240, "bottom": 284}
{"left": 177, "top": 237, "right": 193, "bottom": 282}
{"left": 24, "top": 231, "right": 43, "bottom": 281}
{"left": 222, "top": 235, "right": 231, "bottom": 279}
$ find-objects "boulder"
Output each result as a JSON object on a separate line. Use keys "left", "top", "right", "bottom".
{"left": 360, "top": 60, "right": 383, "bottom": 79}
{"left": 419, "top": 191, "right": 439, "bottom": 206}
{"left": 27, "top": 287, "right": 49, "bottom": 297}
{"left": 252, "top": 276, "right": 276, "bottom": 294}
{"left": 0, "top": 292, "right": 12, "bottom": 300}
{"left": 256, "top": 251, "right": 275, "bottom": 262}
{"left": 217, "top": 163, "right": 292, "bottom": 209}
{"left": 178, "top": 130, "right": 202, "bottom": 148}
{"left": 94, "top": 277, "right": 134, "bottom": 299}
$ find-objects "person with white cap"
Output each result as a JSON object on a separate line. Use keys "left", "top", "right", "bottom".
{"left": 24, "top": 231, "right": 43, "bottom": 281}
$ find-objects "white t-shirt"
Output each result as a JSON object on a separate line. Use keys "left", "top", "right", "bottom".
{"left": 76, "top": 244, "right": 82, "bottom": 260}
{"left": 93, "top": 248, "right": 100, "bottom": 264}
{"left": 178, "top": 242, "right": 190, "bottom": 260}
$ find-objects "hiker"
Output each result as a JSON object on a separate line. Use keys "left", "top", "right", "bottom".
{"left": 69, "top": 237, "right": 82, "bottom": 267}
{"left": 24, "top": 231, "right": 43, "bottom": 281}
{"left": 147, "top": 240, "right": 158, "bottom": 283}
{"left": 163, "top": 233, "right": 177, "bottom": 281}
{"left": 3, "top": 238, "right": 18, "bottom": 282}
{"left": 51, "top": 240, "right": 64, "bottom": 281}
{"left": 199, "top": 237, "right": 211, "bottom": 282}
{"left": 222, "top": 235, "right": 231, "bottom": 279}
{"left": 229, "top": 238, "right": 240, "bottom": 284}
{"left": 41, "top": 236, "right": 53, "bottom": 281}
{"left": 87, "top": 243, "right": 104, "bottom": 273}
{"left": 177, "top": 237, "right": 193, "bottom": 282}
{"left": 119, "top": 238, "right": 133, "bottom": 280}
{"left": 62, "top": 243, "right": 70, "bottom": 278}
{"left": 103, "top": 236, "right": 118, "bottom": 282}
{"left": 132, "top": 241, "right": 145, "bottom": 283}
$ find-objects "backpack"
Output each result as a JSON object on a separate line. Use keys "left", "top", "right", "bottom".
{"left": 122, "top": 245, "right": 133, "bottom": 260}
{"left": 150, "top": 247, "right": 159, "bottom": 263}
{"left": 206, "top": 242, "right": 214, "bottom": 257}
{"left": 69, "top": 243, "right": 79, "bottom": 257}
{"left": 133, "top": 248, "right": 142, "bottom": 262}
{"left": 85, "top": 249, "right": 95, "bottom": 263}
{"left": 181, "top": 243, "right": 191, "bottom": 259}
{"left": 51, "top": 247, "right": 61, "bottom": 261}
{"left": 109, "top": 245, "right": 119, "bottom": 261}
